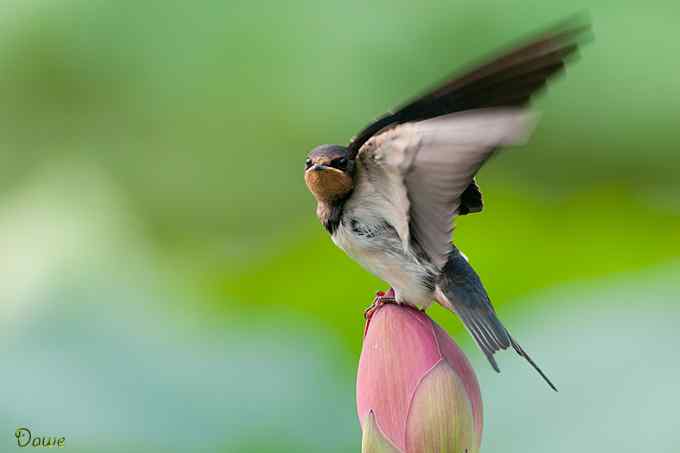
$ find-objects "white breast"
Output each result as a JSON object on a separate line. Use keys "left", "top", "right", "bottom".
{"left": 331, "top": 206, "right": 435, "bottom": 309}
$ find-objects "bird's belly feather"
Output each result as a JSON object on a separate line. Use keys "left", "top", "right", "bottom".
{"left": 332, "top": 217, "right": 434, "bottom": 309}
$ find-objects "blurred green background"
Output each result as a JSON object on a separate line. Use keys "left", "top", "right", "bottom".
{"left": 1, "top": 1, "right": 679, "bottom": 452}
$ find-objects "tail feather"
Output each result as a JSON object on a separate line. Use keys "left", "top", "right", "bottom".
{"left": 510, "top": 336, "right": 558, "bottom": 391}
{"left": 436, "top": 247, "right": 557, "bottom": 391}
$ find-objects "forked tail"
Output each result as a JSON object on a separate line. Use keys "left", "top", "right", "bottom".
{"left": 436, "top": 247, "right": 557, "bottom": 391}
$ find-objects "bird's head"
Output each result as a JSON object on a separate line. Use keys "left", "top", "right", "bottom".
{"left": 304, "top": 144, "right": 354, "bottom": 203}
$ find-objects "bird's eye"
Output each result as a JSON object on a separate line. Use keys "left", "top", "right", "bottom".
{"left": 330, "top": 157, "right": 348, "bottom": 169}
{"left": 305, "top": 158, "right": 312, "bottom": 168}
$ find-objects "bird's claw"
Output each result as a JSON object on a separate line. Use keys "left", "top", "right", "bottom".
{"left": 363, "top": 288, "right": 397, "bottom": 321}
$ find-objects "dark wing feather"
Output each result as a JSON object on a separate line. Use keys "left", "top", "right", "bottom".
{"left": 458, "top": 180, "right": 483, "bottom": 215}
{"left": 347, "top": 19, "right": 590, "bottom": 158}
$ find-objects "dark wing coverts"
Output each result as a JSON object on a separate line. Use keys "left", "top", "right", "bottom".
{"left": 348, "top": 20, "right": 589, "bottom": 156}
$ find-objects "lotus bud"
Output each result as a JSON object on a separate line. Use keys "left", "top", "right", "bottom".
{"left": 357, "top": 304, "right": 483, "bottom": 453}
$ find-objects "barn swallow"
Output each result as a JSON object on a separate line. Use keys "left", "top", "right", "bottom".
{"left": 304, "top": 21, "right": 590, "bottom": 391}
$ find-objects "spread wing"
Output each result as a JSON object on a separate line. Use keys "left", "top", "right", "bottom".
{"left": 350, "top": 19, "right": 589, "bottom": 269}
{"left": 357, "top": 109, "right": 534, "bottom": 269}
{"left": 348, "top": 19, "right": 589, "bottom": 157}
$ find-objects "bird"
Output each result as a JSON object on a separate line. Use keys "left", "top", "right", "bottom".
{"left": 303, "top": 20, "right": 590, "bottom": 391}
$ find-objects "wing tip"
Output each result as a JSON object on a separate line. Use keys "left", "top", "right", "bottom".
{"left": 534, "top": 12, "right": 594, "bottom": 47}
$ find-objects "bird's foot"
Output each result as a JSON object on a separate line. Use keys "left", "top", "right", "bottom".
{"left": 363, "top": 288, "right": 397, "bottom": 336}
{"left": 364, "top": 288, "right": 397, "bottom": 321}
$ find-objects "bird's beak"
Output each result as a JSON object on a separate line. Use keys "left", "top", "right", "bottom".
{"left": 309, "top": 164, "right": 329, "bottom": 172}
